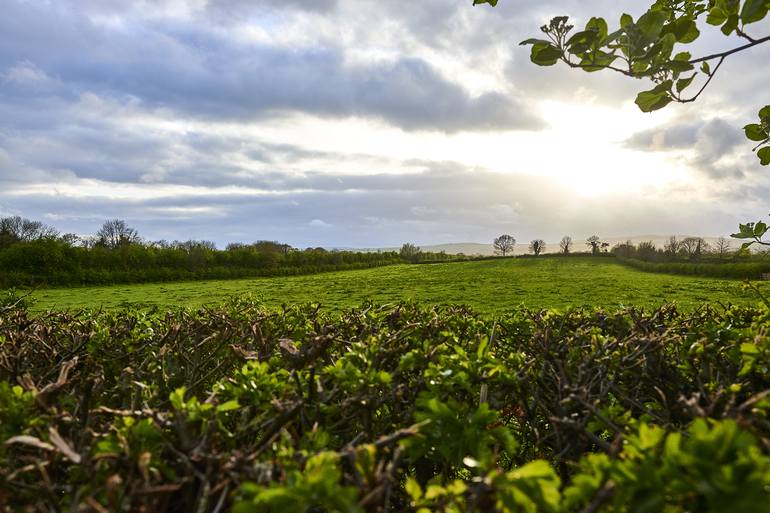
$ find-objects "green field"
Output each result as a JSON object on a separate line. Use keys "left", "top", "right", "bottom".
{"left": 28, "top": 256, "right": 770, "bottom": 313}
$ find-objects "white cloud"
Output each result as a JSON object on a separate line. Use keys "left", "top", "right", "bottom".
{"left": 2, "top": 61, "right": 51, "bottom": 84}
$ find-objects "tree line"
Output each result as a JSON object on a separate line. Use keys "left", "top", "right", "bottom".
{"left": 492, "top": 234, "right": 611, "bottom": 256}
{"left": 0, "top": 216, "right": 406, "bottom": 288}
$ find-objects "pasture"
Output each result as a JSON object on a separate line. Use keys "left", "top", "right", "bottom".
{"left": 30, "top": 256, "right": 769, "bottom": 312}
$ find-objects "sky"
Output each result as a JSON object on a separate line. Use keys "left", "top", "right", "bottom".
{"left": 1, "top": 0, "right": 769, "bottom": 248}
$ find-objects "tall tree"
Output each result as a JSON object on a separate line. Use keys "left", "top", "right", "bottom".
{"left": 681, "top": 236, "right": 709, "bottom": 258}
{"left": 493, "top": 234, "right": 516, "bottom": 256}
{"left": 714, "top": 236, "right": 731, "bottom": 258}
{"left": 0, "top": 215, "right": 58, "bottom": 248}
{"left": 559, "top": 235, "right": 573, "bottom": 254}
{"left": 664, "top": 236, "right": 681, "bottom": 256}
{"left": 400, "top": 243, "right": 422, "bottom": 262}
{"left": 96, "top": 219, "right": 140, "bottom": 249}
{"left": 529, "top": 239, "right": 546, "bottom": 255}
{"left": 586, "top": 235, "right": 603, "bottom": 255}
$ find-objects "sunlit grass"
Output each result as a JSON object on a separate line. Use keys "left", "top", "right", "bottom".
{"left": 29, "top": 257, "right": 770, "bottom": 313}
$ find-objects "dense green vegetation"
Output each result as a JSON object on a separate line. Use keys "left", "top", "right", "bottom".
{"left": 618, "top": 256, "right": 770, "bottom": 279}
{"left": 0, "top": 237, "right": 404, "bottom": 288}
{"left": 29, "top": 257, "right": 770, "bottom": 313}
{"left": 0, "top": 216, "right": 469, "bottom": 288}
{"left": 3, "top": 296, "right": 770, "bottom": 512}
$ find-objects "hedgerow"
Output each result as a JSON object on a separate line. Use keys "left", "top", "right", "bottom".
{"left": 618, "top": 257, "right": 770, "bottom": 280}
{"left": 1, "top": 299, "right": 770, "bottom": 512}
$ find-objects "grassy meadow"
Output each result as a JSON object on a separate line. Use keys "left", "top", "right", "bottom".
{"left": 29, "top": 256, "right": 770, "bottom": 313}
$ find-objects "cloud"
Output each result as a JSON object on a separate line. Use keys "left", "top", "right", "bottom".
{"left": 309, "top": 219, "right": 332, "bottom": 228}
{"left": 624, "top": 117, "right": 749, "bottom": 179}
{"left": 0, "top": 0, "right": 543, "bottom": 132}
{"left": 1, "top": 0, "right": 769, "bottom": 248}
{"left": 2, "top": 60, "right": 51, "bottom": 85}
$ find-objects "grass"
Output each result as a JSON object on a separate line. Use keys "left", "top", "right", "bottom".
{"left": 26, "top": 256, "right": 770, "bottom": 314}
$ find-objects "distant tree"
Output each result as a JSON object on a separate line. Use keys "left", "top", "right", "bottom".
{"left": 529, "top": 239, "right": 546, "bottom": 256}
{"left": 493, "top": 234, "right": 516, "bottom": 257}
{"left": 714, "top": 236, "right": 732, "bottom": 258}
{"left": 250, "top": 241, "right": 290, "bottom": 255}
{"left": 96, "top": 219, "right": 140, "bottom": 249}
{"left": 664, "top": 236, "right": 681, "bottom": 256}
{"left": 400, "top": 243, "right": 422, "bottom": 262}
{"left": 59, "top": 233, "right": 82, "bottom": 247}
{"left": 680, "top": 237, "right": 709, "bottom": 259}
{"left": 559, "top": 236, "right": 573, "bottom": 254}
{"left": 637, "top": 241, "right": 657, "bottom": 260}
{"left": 0, "top": 215, "right": 59, "bottom": 248}
{"left": 586, "top": 235, "right": 602, "bottom": 255}
{"left": 174, "top": 240, "right": 217, "bottom": 252}
{"left": 612, "top": 240, "right": 635, "bottom": 258}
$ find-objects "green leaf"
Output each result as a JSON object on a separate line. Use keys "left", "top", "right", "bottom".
{"left": 170, "top": 387, "right": 187, "bottom": 410}
{"left": 635, "top": 81, "right": 673, "bottom": 112}
{"left": 217, "top": 399, "right": 241, "bottom": 412}
{"left": 519, "top": 38, "right": 552, "bottom": 47}
{"left": 530, "top": 43, "right": 562, "bottom": 66}
{"left": 405, "top": 478, "right": 423, "bottom": 501}
{"left": 473, "top": 0, "right": 498, "bottom": 6}
{"left": 667, "top": 60, "right": 694, "bottom": 73}
{"left": 707, "top": 7, "right": 728, "bottom": 25}
{"left": 700, "top": 61, "right": 711, "bottom": 75}
{"left": 676, "top": 74, "right": 696, "bottom": 93}
{"left": 585, "top": 17, "right": 608, "bottom": 40}
{"left": 745, "top": 124, "right": 768, "bottom": 142}
{"left": 620, "top": 13, "right": 633, "bottom": 28}
{"left": 741, "top": 0, "right": 769, "bottom": 24}
{"left": 721, "top": 13, "right": 740, "bottom": 35}
{"left": 759, "top": 147, "right": 770, "bottom": 166}
{"left": 670, "top": 18, "right": 700, "bottom": 43}
{"left": 755, "top": 221, "right": 769, "bottom": 237}
{"left": 760, "top": 105, "right": 770, "bottom": 121}
{"left": 635, "top": 92, "right": 672, "bottom": 112}
{"left": 580, "top": 50, "right": 618, "bottom": 72}
{"left": 636, "top": 10, "right": 668, "bottom": 42}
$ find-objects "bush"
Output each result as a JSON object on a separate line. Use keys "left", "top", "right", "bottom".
{"left": 2, "top": 300, "right": 770, "bottom": 511}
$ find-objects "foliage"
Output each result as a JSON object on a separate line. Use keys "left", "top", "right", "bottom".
{"left": 0, "top": 238, "right": 403, "bottom": 288}
{"left": 618, "top": 256, "right": 770, "bottom": 279}
{"left": 400, "top": 243, "right": 423, "bottom": 263}
{"left": 3, "top": 299, "right": 770, "bottom": 511}
{"left": 528, "top": 239, "right": 545, "bottom": 256}
{"left": 0, "top": 216, "right": 59, "bottom": 250}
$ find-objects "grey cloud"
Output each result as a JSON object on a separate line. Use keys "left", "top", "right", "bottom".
{"left": 0, "top": 0, "right": 542, "bottom": 132}
{"left": 624, "top": 123, "right": 699, "bottom": 151}
{"left": 205, "top": 0, "right": 337, "bottom": 16}
{"left": 624, "top": 117, "right": 749, "bottom": 179}
{"left": 0, "top": 161, "right": 744, "bottom": 248}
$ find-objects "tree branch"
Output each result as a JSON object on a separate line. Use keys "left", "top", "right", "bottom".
{"left": 689, "top": 34, "right": 770, "bottom": 64}
{"left": 679, "top": 56, "right": 725, "bottom": 104}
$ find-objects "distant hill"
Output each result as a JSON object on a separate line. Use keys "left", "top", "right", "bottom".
{"left": 348, "top": 235, "right": 734, "bottom": 256}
